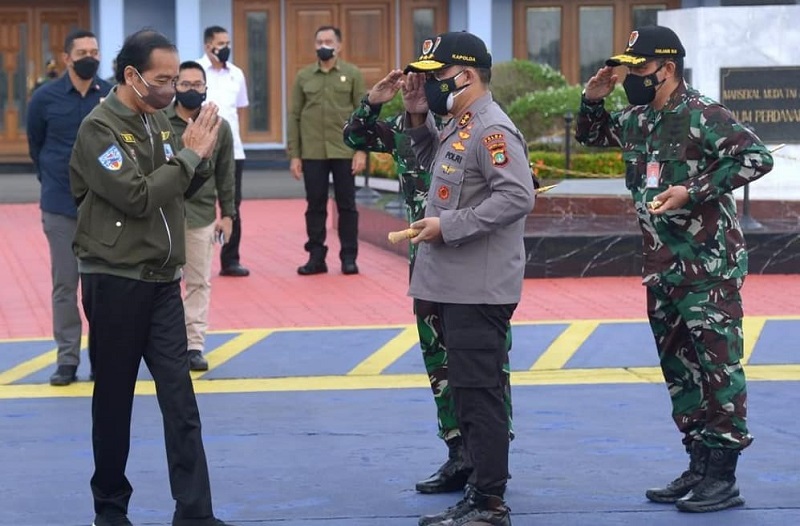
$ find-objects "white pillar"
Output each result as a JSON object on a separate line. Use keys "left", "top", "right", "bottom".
{"left": 466, "top": 0, "right": 493, "bottom": 50}
{"left": 175, "top": 0, "right": 203, "bottom": 62}
{"left": 97, "top": 0, "right": 125, "bottom": 80}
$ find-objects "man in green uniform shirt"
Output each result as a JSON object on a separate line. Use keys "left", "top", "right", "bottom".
{"left": 577, "top": 25, "right": 773, "bottom": 513}
{"left": 166, "top": 60, "right": 235, "bottom": 372}
{"left": 288, "top": 25, "right": 366, "bottom": 275}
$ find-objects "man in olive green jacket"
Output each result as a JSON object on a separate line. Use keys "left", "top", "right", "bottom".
{"left": 166, "top": 60, "right": 235, "bottom": 372}
{"left": 288, "top": 25, "right": 366, "bottom": 276}
{"left": 69, "top": 29, "right": 234, "bottom": 526}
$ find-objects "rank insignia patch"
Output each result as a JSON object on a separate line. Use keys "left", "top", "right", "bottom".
{"left": 161, "top": 130, "right": 170, "bottom": 141}
{"left": 458, "top": 131, "right": 470, "bottom": 140}
{"left": 458, "top": 112, "right": 472, "bottom": 128}
{"left": 452, "top": 141, "right": 465, "bottom": 151}
{"left": 437, "top": 185, "right": 450, "bottom": 200}
{"left": 98, "top": 145, "right": 123, "bottom": 171}
{"left": 120, "top": 133, "right": 135, "bottom": 143}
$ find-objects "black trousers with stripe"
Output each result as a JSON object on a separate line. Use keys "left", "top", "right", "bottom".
{"left": 81, "top": 273, "right": 215, "bottom": 524}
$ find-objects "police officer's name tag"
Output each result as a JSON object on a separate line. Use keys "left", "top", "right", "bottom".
{"left": 645, "top": 160, "right": 661, "bottom": 188}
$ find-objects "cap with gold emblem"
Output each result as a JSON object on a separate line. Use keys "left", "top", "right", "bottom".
{"left": 606, "top": 25, "right": 685, "bottom": 67}
{"left": 404, "top": 31, "right": 492, "bottom": 73}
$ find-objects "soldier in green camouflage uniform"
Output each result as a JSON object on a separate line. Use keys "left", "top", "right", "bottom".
{"left": 576, "top": 26, "right": 773, "bottom": 513}
{"left": 343, "top": 70, "right": 513, "bottom": 495}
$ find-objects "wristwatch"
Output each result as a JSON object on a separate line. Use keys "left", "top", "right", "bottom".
{"left": 361, "top": 94, "right": 382, "bottom": 115}
{"left": 581, "top": 90, "right": 603, "bottom": 106}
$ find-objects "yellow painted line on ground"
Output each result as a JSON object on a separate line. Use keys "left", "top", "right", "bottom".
{"left": 742, "top": 316, "right": 767, "bottom": 365}
{"left": 0, "top": 347, "right": 57, "bottom": 385}
{"left": 530, "top": 321, "right": 599, "bottom": 371}
{"left": 4, "top": 364, "right": 797, "bottom": 399}
{"left": 347, "top": 326, "right": 418, "bottom": 375}
{"left": 191, "top": 329, "right": 273, "bottom": 380}
{"left": 0, "top": 336, "right": 89, "bottom": 385}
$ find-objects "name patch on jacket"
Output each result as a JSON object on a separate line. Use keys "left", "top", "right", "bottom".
{"left": 98, "top": 145, "right": 123, "bottom": 171}
{"left": 164, "top": 143, "right": 174, "bottom": 160}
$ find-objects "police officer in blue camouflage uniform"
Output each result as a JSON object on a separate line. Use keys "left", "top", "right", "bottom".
{"left": 402, "top": 31, "right": 535, "bottom": 526}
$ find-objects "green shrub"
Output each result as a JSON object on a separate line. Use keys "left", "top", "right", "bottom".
{"left": 379, "top": 92, "right": 405, "bottom": 120}
{"left": 529, "top": 150, "right": 625, "bottom": 180}
{"left": 491, "top": 60, "right": 568, "bottom": 110}
{"left": 508, "top": 85, "right": 629, "bottom": 142}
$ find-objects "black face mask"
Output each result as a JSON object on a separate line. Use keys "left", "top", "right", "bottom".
{"left": 316, "top": 46, "right": 335, "bottom": 62}
{"left": 214, "top": 46, "right": 231, "bottom": 64}
{"left": 73, "top": 57, "right": 99, "bottom": 80}
{"left": 623, "top": 63, "right": 665, "bottom": 106}
{"left": 175, "top": 89, "right": 206, "bottom": 110}
{"left": 424, "top": 70, "right": 468, "bottom": 116}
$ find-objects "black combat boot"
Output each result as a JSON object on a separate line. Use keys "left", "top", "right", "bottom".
{"left": 676, "top": 447, "right": 745, "bottom": 512}
{"left": 646, "top": 440, "right": 709, "bottom": 503}
{"left": 298, "top": 248, "right": 328, "bottom": 276}
{"left": 419, "top": 487, "right": 511, "bottom": 526}
{"left": 416, "top": 437, "right": 473, "bottom": 494}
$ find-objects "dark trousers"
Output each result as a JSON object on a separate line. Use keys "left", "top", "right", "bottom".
{"left": 220, "top": 159, "right": 244, "bottom": 269}
{"left": 81, "top": 274, "right": 214, "bottom": 524}
{"left": 439, "top": 302, "right": 516, "bottom": 497}
{"left": 302, "top": 158, "right": 358, "bottom": 262}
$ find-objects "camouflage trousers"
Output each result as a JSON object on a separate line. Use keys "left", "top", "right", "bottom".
{"left": 646, "top": 278, "right": 753, "bottom": 449}
{"left": 414, "top": 298, "right": 514, "bottom": 442}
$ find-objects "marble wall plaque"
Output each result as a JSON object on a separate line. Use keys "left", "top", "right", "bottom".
{"left": 720, "top": 66, "right": 800, "bottom": 143}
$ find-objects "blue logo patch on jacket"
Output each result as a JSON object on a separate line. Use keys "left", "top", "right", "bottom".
{"left": 98, "top": 145, "right": 123, "bottom": 171}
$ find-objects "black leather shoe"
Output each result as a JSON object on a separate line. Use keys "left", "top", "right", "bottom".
{"left": 220, "top": 264, "right": 250, "bottom": 277}
{"left": 341, "top": 261, "right": 359, "bottom": 275}
{"left": 50, "top": 365, "right": 78, "bottom": 386}
{"left": 297, "top": 260, "right": 328, "bottom": 275}
{"left": 188, "top": 350, "right": 209, "bottom": 371}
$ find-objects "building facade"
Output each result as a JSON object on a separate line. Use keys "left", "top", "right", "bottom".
{"left": 0, "top": 0, "right": 795, "bottom": 161}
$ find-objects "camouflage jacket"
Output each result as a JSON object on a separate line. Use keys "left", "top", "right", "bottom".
{"left": 575, "top": 82, "right": 774, "bottom": 286}
{"left": 343, "top": 96, "right": 432, "bottom": 263}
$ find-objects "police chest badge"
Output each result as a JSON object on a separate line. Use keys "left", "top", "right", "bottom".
{"left": 482, "top": 133, "right": 508, "bottom": 167}
{"left": 98, "top": 145, "right": 123, "bottom": 171}
{"left": 163, "top": 143, "right": 174, "bottom": 161}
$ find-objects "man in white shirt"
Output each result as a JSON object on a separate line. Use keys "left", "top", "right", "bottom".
{"left": 198, "top": 25, "right": 250, "bottom": 277}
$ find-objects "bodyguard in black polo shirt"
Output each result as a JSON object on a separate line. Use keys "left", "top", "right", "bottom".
{"left": 27, "top": 29, "right": 112, "bottom": 386}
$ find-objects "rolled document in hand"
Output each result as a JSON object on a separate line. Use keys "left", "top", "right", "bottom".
{"left": 388, "top": 228, "right": 421, "bottom": 244}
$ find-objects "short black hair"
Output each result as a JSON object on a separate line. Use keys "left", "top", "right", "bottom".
{"left": 179, "top": 60, "right": 206, "bottom": 82}
{"left": 315, "top": 26, "right": 342, "bottom": 41}
{"left": 475, "top": 67, "right": 491, "bottom": 85}
{"left": 115, "top": 29, "right": 177, "bottom": 84}
{"left": 64, "top": 29, "right": 96, "bottom": 54}
{"left": 204, "top": 25, "right": 228, "bottom": 44}
{"left": 658, "top": 57, "right": 684, "bottom": 80}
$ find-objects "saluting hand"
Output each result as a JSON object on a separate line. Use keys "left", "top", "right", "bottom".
{"left": 401, "top": 72, "right": 429, "bottom": 115}
{"left": 182, "top": 102, "right": 221, "bottom": 159}
{"left": 584, "top": 66, "right": 618, "bottom": 101}
{"left": 409, "top": 217, "right": 442, "bottom": 245}
{"left": 367, "top": 70, "right": 404, "bottom": 105}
